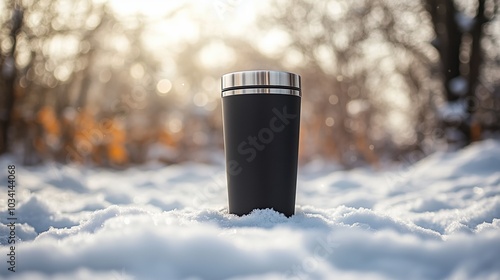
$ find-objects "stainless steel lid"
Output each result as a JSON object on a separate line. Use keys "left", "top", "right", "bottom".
{"left": 221, "top": 70, "right": 301, "bottom": 97}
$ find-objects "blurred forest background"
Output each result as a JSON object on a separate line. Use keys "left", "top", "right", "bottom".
{"left": 1, "top": 0, "right": 499, "bottom": 168}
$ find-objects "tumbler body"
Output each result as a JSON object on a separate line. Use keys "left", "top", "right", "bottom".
{"left": 221, "top": 70, "right": 301, "bottom": 217}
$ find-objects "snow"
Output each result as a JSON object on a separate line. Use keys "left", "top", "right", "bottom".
{"left": 1, "top": 140, "right": 500, "bottom": 279}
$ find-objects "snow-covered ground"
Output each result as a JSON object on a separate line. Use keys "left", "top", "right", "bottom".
{"left": 1, "top": 140, "right": 499, "bottom": 280}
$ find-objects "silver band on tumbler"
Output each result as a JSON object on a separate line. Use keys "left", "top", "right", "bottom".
{"left": 221, "top": 70, "right": 301, "bottom": 97}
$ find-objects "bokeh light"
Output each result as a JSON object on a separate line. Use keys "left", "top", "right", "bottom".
{"left": 0, "top": 0, "right": 498, "bottom": 166}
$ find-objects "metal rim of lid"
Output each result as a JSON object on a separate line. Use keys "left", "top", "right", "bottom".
{"left": 221, "top": 70, "right": 301, "bottom": 97}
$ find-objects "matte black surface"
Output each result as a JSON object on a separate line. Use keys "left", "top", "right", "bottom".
{"left": 222, "top": 94, "right": 301, "bottom": 217}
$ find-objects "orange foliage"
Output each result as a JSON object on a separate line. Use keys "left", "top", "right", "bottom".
{"left": 105, "top": 118, "right": 128, "bottom": 165}
{"left": 158, "top": 129, "right": 178, "bottom": 147}
{"left": 470, "top": 119, "right": 482, "bottom": 142}
{"left": 37, "top": 106, "right": 60, "bottom": 136}
{"left": 107, "top": 143, "right": 127, "bottom": 164}
{"left": 34, "top": 136, "right": 46, "bottom": 153}
{"left": 74, "top": 109, "right": 97, "bottom": 144}
{"left": 69, "top": 110, "right": 128, "bottom": 165}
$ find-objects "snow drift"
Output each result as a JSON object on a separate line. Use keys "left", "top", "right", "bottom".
{"left": 1, "top": 140, "right": 499, "bottom": 279}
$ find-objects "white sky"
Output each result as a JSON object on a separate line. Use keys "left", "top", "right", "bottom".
{"left": 108, "top": 0, "right": 262, "bottom": 36}
{"left": 106, "top": 0, "right": 273, "bottom": 62}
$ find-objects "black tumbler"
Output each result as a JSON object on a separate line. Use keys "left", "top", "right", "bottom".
{"left": 221, "top": 70, "right": 301, "bottom": 217}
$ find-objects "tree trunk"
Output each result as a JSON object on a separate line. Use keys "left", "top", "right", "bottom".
{"left": 425, "top": 0, "right": 490, "bottom": 147}
{"left": 467, "top": 0, "right": 487, "bottom": 142}
{"left": 0, "top": 5, "right": 23, "bottom": 154}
